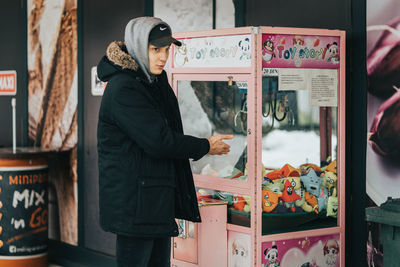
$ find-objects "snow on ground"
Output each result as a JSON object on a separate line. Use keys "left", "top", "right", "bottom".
{"left": 262, "top": 129, "right": 337, "bottom": 169}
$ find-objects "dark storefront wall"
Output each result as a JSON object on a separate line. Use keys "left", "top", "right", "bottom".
{"left": 246, "top": 0, "right": 350, "bottom": 30}
{"left": 0, "top": 2, "right": 27, "bottom": 147}
{"left": 81, "top": 0, "right": 146, "bottom": 256}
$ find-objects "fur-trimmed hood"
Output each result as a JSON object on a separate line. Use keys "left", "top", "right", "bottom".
{"left": 97, "top": 41, "right": 144, "bottom": 83}
{"left": 106, "top": 41, "right": 138, "bottom": 71}
{"left": 98, "top": 17, "right": 170, "bottom": 83}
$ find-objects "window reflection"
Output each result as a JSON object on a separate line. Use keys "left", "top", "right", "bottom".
{"left": 178, "top": 81, "right": 248, "bottom": 179}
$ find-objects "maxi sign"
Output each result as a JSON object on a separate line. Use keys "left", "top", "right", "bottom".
{"left": 0, "top": 71, "right": 17, "bottom": 96}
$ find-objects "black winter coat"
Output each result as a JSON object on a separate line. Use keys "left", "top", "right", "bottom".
{"left": 97, "top": 41, "right": 209, "bottom": 237}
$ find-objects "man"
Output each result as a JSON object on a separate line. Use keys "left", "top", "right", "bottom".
{"left": 97, "top": 17, "right": 233, "bottom": 267}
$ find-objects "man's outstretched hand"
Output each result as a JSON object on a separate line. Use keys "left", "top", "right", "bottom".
{"left": 208, "top": 134, "right": 234, "bottom": 155}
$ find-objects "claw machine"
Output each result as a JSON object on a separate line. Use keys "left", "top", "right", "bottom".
{"left": 168, "top": 26, "right": 345, "bottom": 267}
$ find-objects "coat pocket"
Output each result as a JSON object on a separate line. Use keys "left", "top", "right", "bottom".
{"left": 135, "top": 177, "right": 175, "bottom": 224}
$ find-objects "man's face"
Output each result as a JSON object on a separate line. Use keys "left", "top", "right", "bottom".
{"left": 148, "top": 44, "right": 170, "bottom": 75}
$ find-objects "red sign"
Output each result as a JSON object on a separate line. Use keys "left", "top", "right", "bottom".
{"left": 0, "top": 71, "right": 17, "bottom": 95}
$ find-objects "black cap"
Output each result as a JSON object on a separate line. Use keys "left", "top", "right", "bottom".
{"left": 149, "top": 24, "right": 182, "bottom": 47}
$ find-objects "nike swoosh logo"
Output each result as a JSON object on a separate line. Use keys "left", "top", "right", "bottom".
{"left": 160, "top": 26, "right": 167, "bottom": 31}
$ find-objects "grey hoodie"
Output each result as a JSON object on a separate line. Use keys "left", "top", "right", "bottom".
{"left": 124, "top": 16, "right": 172, "bottom": 83}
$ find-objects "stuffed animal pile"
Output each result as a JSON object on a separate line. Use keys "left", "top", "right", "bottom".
{"left": 262, "top": 161, "right": 338, "bottom": 217}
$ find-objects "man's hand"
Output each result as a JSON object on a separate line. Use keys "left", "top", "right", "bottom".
{"left": 208, "top": 134, "right": 234, "bottom": 155}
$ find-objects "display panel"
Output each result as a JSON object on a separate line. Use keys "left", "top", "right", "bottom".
{"left": 178, "top": 80, "right": 248, "bottom": 180}
{"left": 261, "top": 234, "right": 340, "bottom": 267}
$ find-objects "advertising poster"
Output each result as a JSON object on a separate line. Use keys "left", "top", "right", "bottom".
{"left": 366, "top": 0, "right": 400, "bottom": 205}
{"left": 262, "top": 234, "right": 340, "bottom": 267}
{"left": 228, "top": 231, "right": 251, "bottom": 267}
{"left": 0, "top": 167, "right": 48, "bottom": 257}
{"left": 27, "top": 0, "right": 78, "bottom": 245}
{"left": 366, "top": 0, "right": 400, "bottom": 266}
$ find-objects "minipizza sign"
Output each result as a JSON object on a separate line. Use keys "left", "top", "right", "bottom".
{"left": 0, "top": 70, "right": 17, "bottom": 95}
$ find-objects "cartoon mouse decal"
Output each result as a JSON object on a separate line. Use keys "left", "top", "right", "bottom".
{"left": 326, "top": 42, "right": 340, "bottom": 64}
{"left": 238, "top": 38, "right": 251, "bottom": 60}
{"left": 263, "top": 38, "right": 275, "bottom": 63}
{"left": 263, "top": 245, "right": 280, "bottom": 267}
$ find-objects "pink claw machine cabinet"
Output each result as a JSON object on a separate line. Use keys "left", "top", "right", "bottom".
{"left": 168, "top": 26, "right": 345, "bottom": 267}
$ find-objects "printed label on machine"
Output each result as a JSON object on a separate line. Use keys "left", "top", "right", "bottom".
{"left": 309, "top": 69, "right": 338, "bottom": 107}
{"left": 174, "top": 35, "right": 252, "bottom": 68}
{"left": 263, "top": 68, "right": 338, "bottom": 106}
{"left": 262, "top": 34, "right": 340, "bottom": 69}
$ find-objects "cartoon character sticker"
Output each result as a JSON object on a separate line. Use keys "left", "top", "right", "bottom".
{"left": 326, "top": 42, "right": 340, "bottom": 64}
{"left": 264, "top": 245, "right": 281, "bottom": 267}
{"left": 324, "top": 239, "right": 339, "bottom": 266}
{"left": 263, "top": 37, "right": 275, "bottom": 63}
{"left": 174, "top": 42, "right": 188, "bottom": 66}
{"left": 228, "top": 231, "right": 251, "bottom": 267}
{"left": 293, "top": 35, "right": 305, "bottom": 67}
{"left": 239, "top": 37, "right": 251, "bottom": 61}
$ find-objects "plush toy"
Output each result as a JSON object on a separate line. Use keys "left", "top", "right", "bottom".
{"left": 262, "top": 190, "right": 282, "bottom": 213}
{"left": 263, "top": 180, "right": 282, "bottom": 194}
{"left": 325, "top": 160, "right": 337, "bottom": 173}
{"left": 300, "top": 163, "right": 322, "bottom": 175}
{"left": 271, "top": 177, "right": 284, "bottom": 191}
{"left": 326, "top": 196, "right": 338, "bottom": 218}
{"left": 265, "top": 163, "right": 300, "bottom": 180}
{"left": 243, "top": 195, "right": 251, "bottom": 213}
{"left": 233, "top": 195, "right": 246, "bottom": 211}
{"left": 300, "top": 169, "right": 321, "bottom": 197}
{"left": 274, "top": 176, "right": 301, "bottom": 192}
{"left": 294, "top": 185, "right": 316, "bottom": 213}
{"left": 265, "top": 168, "right": 283, "bottom": 180}
{"left": 286, "top": 177, "right": 301, "bottom": 190}
{"left": 304, "top": 192, "right": 319, "bottom": 214}
{"left": 318, "top": 189, "right": 328, "bottom": 212}
{"left": 280, "top": 164, "right": 301, "bottom": 177}
{"left": 294, "top": 185, "right": 307, "bottom": 210}
{"left": 281, "top": 179, "right": 301, "bottom": 212}
{"left": 321, "top": 171, "right": 337, "bottom": 197}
